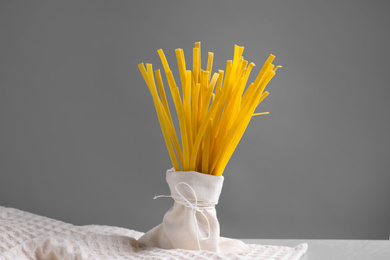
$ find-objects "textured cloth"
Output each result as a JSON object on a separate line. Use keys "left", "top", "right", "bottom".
{"left": 0, "top": 206, "right": 307, "bottom": 260}
{"left": 139, "top": 169, "right": 249, "bottom": 254}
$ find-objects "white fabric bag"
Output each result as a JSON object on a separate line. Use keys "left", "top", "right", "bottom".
{"left": 138, "top": 168, "right": 250, "bottom": 254}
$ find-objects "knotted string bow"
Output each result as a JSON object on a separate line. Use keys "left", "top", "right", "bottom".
{"left": 154, "top": 182, "right": 213, "bottom": 250}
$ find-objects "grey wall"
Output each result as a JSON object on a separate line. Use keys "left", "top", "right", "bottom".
{"left": 1, "top": 0, "right": 389, "bottom": 239}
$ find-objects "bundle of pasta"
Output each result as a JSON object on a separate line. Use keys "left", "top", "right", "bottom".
{"left": 137, "top": 43, "right": 280, "bottom": 254}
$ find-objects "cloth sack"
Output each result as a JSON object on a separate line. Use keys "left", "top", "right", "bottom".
{"left": 137, "top": 168, "right": 250, "bottom": 254}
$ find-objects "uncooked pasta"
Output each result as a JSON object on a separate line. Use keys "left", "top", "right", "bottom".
{"left": 138, "top": 42, "right": 280, "bottom": 176}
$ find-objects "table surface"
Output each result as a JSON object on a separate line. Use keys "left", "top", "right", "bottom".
{"left": 240, "top": 239, "right": 390, "bottom": 260}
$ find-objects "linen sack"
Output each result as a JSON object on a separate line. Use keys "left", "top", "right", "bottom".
{"left": 137, "top": 168, "right": 249, "bottom": 254}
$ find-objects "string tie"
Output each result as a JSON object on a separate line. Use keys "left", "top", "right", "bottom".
{"left": 154, "top": 182, "right": 213, "bottom": 250}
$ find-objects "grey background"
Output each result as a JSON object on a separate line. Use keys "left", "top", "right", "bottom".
{"left": 1, "top": 0, "right": 389, "bottom": 239}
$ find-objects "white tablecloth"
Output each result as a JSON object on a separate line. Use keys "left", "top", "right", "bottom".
{"left": 0, "top": 206, "right": 307, "bottom": 260}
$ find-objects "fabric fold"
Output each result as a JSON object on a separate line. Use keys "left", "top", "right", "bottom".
{"left": 137, "top": 168, "right": 250, "bottom": 254}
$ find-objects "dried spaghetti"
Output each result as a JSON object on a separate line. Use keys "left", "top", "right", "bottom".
{"left": 139, "top": 42, "right": 280, "bottom": 176}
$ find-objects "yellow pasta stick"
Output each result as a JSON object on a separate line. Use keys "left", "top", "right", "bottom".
{"left": 155, "top": 70, "right": 172, "bottom": 125}
{"left": 157, "top": 49, "right": 171, "bottom": 73}
{"left": 234, "top": 57, "right": 244, "bottom": 80}
{"left": 156, "top": 101, "right": 181, "bottom": 171}
{"left": 202, "top": 119, "right": 213, "bottom": 174}
{"left": 199, "top": 70, "right": 210, "bottom": 123}
{"left": 206, "top": 52, "right": 214, "bottom": 82}
{"left": 222, "top": 60, "right": 232, "bottom": 92}
{"left": 166, "top": 72, "right": 189, "bottom": 170}
{"left": 192, "top": 83, "right": 200, "bottom": 136}
{"left": 201, "top": 70, "right": 209, "bottom": 93}
{"left": 146, "top": 64, "right": 159, "bottom": 100}
{"left": 184, "top": 70, "right": 193, "bottom": 157}
{"left": 274, "top": 65, "right": 282, "bottom": 72}
{"left": 175, "top": 48, "right": 187, "bottom": 98}
{"left": 253, "top": 112, "right": 270, "bottom": 116}
{"left": 193, "top": 47, "right": 200, "bottom": 84}
{"left": 138, "top": 63, "right": 149, "bottom": 85}
{"left": 215, "top": 70, "right": 224, "bottom": 96}
{"left": 176, "top": 88, "right": 190, "bottom": 170}
{"left": 208, "top": 72, "right": 219, "bottom": 91}
{"left": 162, "top": 69, "right": 190, "bottom": 171}
{"left": 161, "top": 106, "right": 183, "bottom": 167}
{"left": 155, "top": 69, "right": 183, "bottom": 165}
